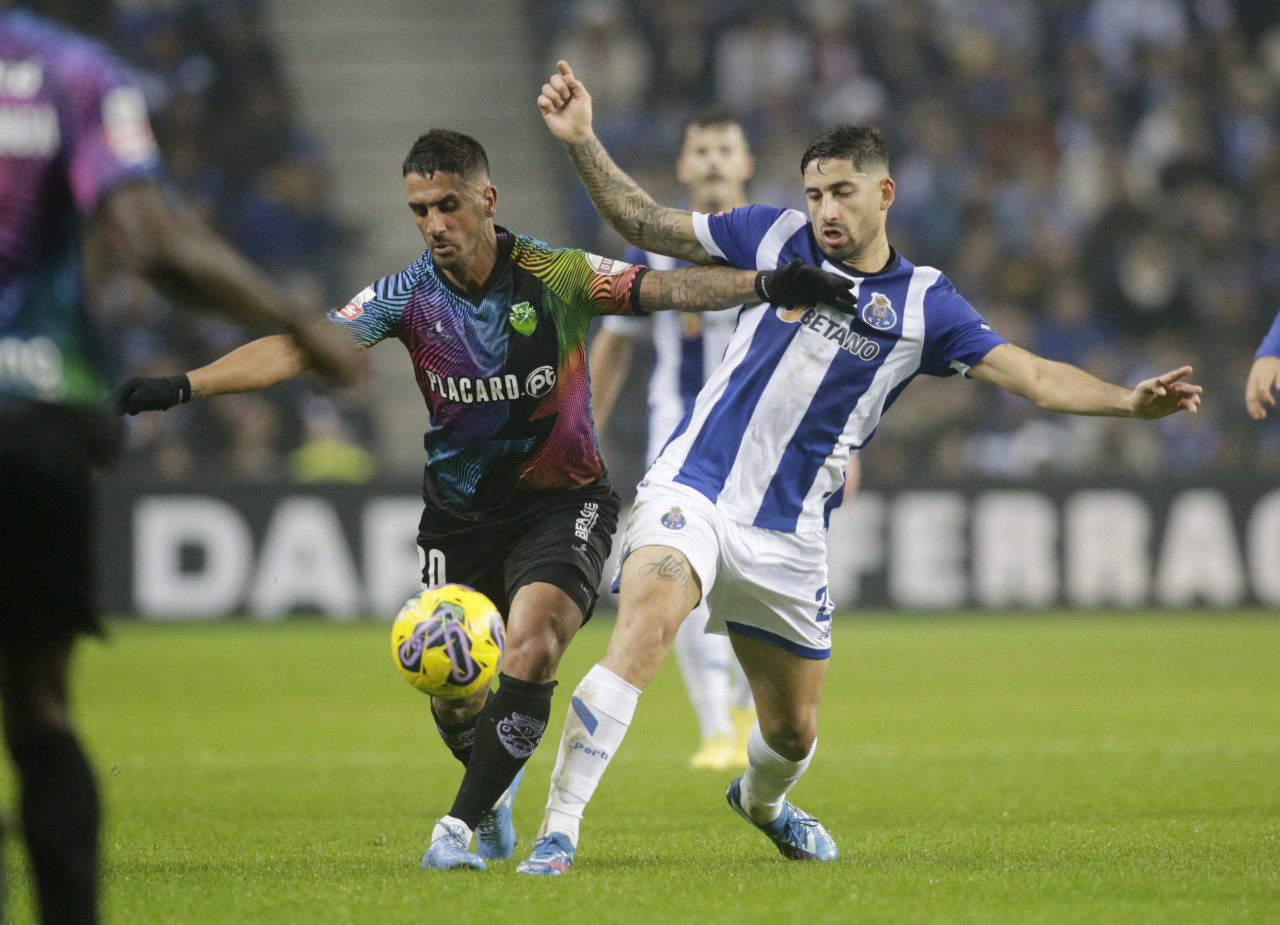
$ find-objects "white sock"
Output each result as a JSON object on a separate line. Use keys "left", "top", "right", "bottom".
{"left": 432, "top": 815, "right": 474, "bottom": 846}
{"left": 740, "top": 723, "right": 814, "bottom": 824}
{"left": 673, "top": 603, "right": 732, "bottom": 739}
{"left": 539, "top": 664, "right": 641, "bottom": 845}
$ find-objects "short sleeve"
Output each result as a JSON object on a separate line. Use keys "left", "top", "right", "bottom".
{"left": 326, "top": 283, "right": 400, "bottom": 347}
{"left": 1256, "top": 311, "right": 1280, "bottom": 360}
{"left": 579, "top": 251, "right": 646, "bottom": 318}
{"left": 693, "top": 204, "right": 791, "bottom": 269}
{"left": 63, "top": 56, "right": 163, "bottom": 215}
{"left": 918, "top": 276, "right": 1007, "bottom": 377}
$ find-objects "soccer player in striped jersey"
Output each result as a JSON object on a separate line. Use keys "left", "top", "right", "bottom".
{"left": 1245, "top": 311, "right": 1280, "bottom": 418}
{"left": 521, "top": 60, "right": 1203, "bottom": 873}
{"left": 116, "top": 128, "right": 854, "bottom": 872}
{"left": 589, "top": 110, "right": 760, "bottom": 771}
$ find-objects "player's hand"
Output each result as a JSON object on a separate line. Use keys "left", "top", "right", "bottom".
{"left": 1128, "top": 366, "right": 1202, "bottom": 419}
{"left": 538, "top": 60, "right": 594, "bottom": 145}
{"left": 114, "top": 375, "right": 191, "bottom": 415}
{"left": 754, "top": 258, "right": 856, "bottom": 313}
{"left": 1244, "top": 355, "right": 1280, "bottom": 419}
{"left": 292, "top": 319, "right": 360, "bottom": 387}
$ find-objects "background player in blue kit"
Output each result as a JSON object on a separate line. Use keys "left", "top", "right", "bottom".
{"left": 1245, "top": 311, "right": 1280, "bottom": 419}
{"left": 0, "top": 2, "right": 356, "bottom": 921}
{"left": 520, "top": 60, "right": 1204, "bottom": 874}
{"left": 588, "top": 109, "right": 761, "bottom": 771}
{"left": 116, "top": 127, "right": 854, "bottom": 873}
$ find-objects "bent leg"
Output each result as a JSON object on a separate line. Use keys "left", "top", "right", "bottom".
{"left": 535, "top": 546, "right": 701, "bottom": 847}
{"left": 729, "top": 632, "right": 827, "bottom": 819}
{"left": 446, "top": 581, "right": 581, "bottom": 828}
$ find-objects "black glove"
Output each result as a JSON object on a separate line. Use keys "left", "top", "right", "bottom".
{"left": 754, "top": 258, "right": 856, "bottom": 314}
{"left": 114, "top": 374, "right": 192, "bottom": 415}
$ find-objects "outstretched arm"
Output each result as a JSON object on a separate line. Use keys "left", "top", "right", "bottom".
{"left": 969, "top": 343, "right": 1202, "bottom": 418}
{"left": 539, "top": 60, "right": 710, "bottom": 264}
{"left": 116, "top": 334, "right": 312, "bottom": 414}
{"left": 635, "top": 260, "right": 857, "bottom": 315}
{"left": 97, "top": 182, "right": 358, "bottom": 386}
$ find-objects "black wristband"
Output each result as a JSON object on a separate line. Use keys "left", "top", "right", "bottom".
{"left": 166, "top": 373, "right": 192, "bottom": 406}
{"left": 753, "top": 270, "right": 771, "bottom": 304}
{"left": 628, "top": 266, "right": 651, "bottom": 316}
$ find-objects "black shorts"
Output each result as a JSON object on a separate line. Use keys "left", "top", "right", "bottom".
{"left": 0, "top": 400, "right": 120, "bottom": 649}
{"left": 417, "top": 483, "right": 620, "bottom": 626}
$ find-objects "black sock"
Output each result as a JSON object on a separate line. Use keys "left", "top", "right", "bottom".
{"left": 11, "top": 728, "right": 99, "bottom": 925}
{"left": 448, "top": 673, "right": 556, "bottom": 828}
{"left": 431, "top": 692, "right": 488, "bottom": 767}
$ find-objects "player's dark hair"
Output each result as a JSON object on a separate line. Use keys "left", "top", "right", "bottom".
{"left": 682, "top": 108, "right": 746, "bottom": 138}
{"left": 801, "top": 124, "right": 889, "bottom": 175}
{"left": 402, "top": 129, "right": 490, "bottom": 181}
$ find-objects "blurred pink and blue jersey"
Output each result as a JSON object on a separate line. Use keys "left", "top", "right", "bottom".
{"left": 644, "top": 204, "right": 1007, "bottom": 533}
{"left": 329, "top": 230, "right": 645, "bottom": 518}
{"left": 0, "top": 8, "right": 163, "bottom": 406}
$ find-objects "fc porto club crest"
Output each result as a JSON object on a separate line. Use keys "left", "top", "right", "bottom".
{"left": 660, "top": 506, "right": 687, "bottom": 530}
{"left": 860, "top": 291, "right": 897, "bottom": 330}
{"left": 509, "top": 301, "right": 536, "bottom": 335}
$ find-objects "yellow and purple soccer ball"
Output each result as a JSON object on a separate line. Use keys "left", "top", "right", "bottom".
{"left": 390, "top": 584, "right": 505, "bottom": 699}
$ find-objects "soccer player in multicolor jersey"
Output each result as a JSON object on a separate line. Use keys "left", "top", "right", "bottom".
{"left": 1245, "top": 311, "right": 1280, "bottom": 419}
{"left": 115, "top": 127, "right": 857, "bottom": 872}
{"left": 0, "top": 3, "right": 355, "bottom": 921}
{"left": 520, "top": 60, "right": 1205, "bottom": 874}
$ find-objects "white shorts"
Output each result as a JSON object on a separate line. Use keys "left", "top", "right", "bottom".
{"left": 618, "top": 481, "right": 834, "bottom": 658}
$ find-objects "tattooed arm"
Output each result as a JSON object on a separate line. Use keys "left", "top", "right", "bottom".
{"left": 637, "top": 266, "right": 757, "bottom": 312}
{"left": 539, "top": 60, "right": 712, "bottom": 264}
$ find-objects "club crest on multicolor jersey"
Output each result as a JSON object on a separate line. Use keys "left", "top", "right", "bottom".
{"left": 509, "top": 301, "right": 536, "bottom": 335}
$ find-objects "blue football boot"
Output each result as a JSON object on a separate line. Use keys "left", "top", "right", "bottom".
{"left": 725, "top": 777, "right": 838, "bottom": 861}
{"left": 475, "top": 766, "right": 523, "bottom": 860}
{"left": 515, "top": 832, "right": 575, "bottom": 875}
{"left": 421, "top": 818, "right": 486, "bottom": 871}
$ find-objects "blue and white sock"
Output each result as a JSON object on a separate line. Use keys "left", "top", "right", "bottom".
{"left": 539, "top": 664, "right": 640, "bottom": 845}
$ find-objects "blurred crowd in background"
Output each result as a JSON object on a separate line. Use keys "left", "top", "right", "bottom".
{"left": 534, "top": 0, "right": 1280, "bottom": 484}
{"left": 97, "top": 0, "right": 374, "bottom": 484}
{"left": 106, "top": 0, "right": 1280, "bottom": 485}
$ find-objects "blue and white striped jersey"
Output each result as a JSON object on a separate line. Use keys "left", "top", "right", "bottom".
{"left": 644, "top": 205, "right": 1007, "bottom": 534}
{"left": 601, "top": 248, "right": 740, "bottom": 465}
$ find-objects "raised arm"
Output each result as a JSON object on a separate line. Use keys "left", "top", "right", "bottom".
{"left": 539, "top": 60, "right": 710, "bottom": 264}
{"left": 1245, "top": 311, "right": 1280, "bottom": 419}
{"left": 969, "top": 343, "right": 1201, "bottom": 418}
{"left": 115, "top": 334, "right": 312, "bottom": 414}
{"left": 97, "top": 182, "right": 358, "bottom": 386}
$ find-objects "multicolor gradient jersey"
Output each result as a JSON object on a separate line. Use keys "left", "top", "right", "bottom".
{"left": 0, "top": 9, "right": 163, "bottom": 406}
{"left": 328, "top": 230, "right": 644, "bottom": 518}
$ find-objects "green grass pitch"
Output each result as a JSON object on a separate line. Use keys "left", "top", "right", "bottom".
{"left": 1, "top": 613, "right": 1277, "bottom": 924}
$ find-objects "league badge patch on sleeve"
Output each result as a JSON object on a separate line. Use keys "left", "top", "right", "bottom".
{"left": 336, "top": 286, "right": 375, "bottom": 321}
{"left": 585, "top": 254, "right": 634, "bottom": 276}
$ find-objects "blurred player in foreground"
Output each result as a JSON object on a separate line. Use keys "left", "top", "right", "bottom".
{"left": 0, "top": 2, "right": 356, "bottom": 921}
{"left": 116, "top": 128, "right": 857, "bottom": 872}
{"left": 519, "top": 60, "right": 1204, "bottom": 875}
{"left": 588, "top": 109, "right": 759, "bottom": 771}
{"left": 1245, "top": 310, "right": 1280, "bottom": 419}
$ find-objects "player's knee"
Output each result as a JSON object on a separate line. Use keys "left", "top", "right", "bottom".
{"left": 758, "top": 718, "right": 817, "bottom": 762}
{"left": 502, "top": 631, "right": 563, "bottom": 683}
